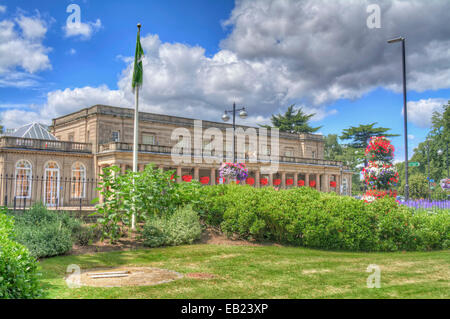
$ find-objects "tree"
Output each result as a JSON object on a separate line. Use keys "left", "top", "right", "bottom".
{"left": 261, "top": 105, "right": 321, "bottom": 134}
{"left": 324, "top": 134, "right": 343, "bottom": 160}
{"left": 340, "top": 123, "right": 399, "bottom": 149}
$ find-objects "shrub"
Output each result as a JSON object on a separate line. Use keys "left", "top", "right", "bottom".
{"left": 72, "top": 224, "right": 101, "bottom": 246}
{"left": 194, "top": 185, "right": 450, "bottom": 252}
{"left": 142, "top": 206, "right": 202, "bottom": 248}
{"left": 0, "top": 208, "right": 45, "bottom": 299}
{"left": 11, "top": 203, "right": 80, "bottom": 258}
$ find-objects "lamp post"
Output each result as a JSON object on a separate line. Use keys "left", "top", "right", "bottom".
{"left": 222, "top": 102, "right": 248, "bottom": 163}
{"left": 388, "top": 36, "right": 409, "bottom": 200}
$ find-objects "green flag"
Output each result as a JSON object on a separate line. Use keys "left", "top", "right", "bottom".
{"left": 132, "top": 26, "right": 144, "bottom": 90}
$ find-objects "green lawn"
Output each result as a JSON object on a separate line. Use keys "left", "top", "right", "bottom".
{"left": 39, "top": 244, "right": 450, "bottom": 299}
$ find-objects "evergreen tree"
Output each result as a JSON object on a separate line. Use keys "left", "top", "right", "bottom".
{"left": 261, "top": 105, "right": 321, "bottom": 134}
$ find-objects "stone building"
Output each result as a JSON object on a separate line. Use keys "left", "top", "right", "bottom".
{"left": 0, "top": 104, "right": 352, "bottom": 208}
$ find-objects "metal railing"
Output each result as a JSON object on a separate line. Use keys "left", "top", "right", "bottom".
{"left": 99, "top": 142, "right": 345, "bottom": 167}
{"left": 0, "top": 174, "right": 98, "bottom": 211}
{"left": 0, "top": 136, "right": 92, "bottom": 153}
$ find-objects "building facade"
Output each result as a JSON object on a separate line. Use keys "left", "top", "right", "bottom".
{"left": 0, "top": 104, "right": 352, "bottom": 208}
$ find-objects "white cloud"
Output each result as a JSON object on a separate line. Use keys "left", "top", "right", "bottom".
{"left": 2, "top": 0, "right": 450, "bottom": 129}
{"left": 15, "top": 14, "right": 47, "bottom": 40}
{"left": 405, "top": 98, "right": 446, "bottom": 128}
{"left": 408, "top": 134, "right": 415, "bottom": 140}
{"left": 63, "top": 19, "right": 101, "bottom": 40}
{"left": 0, "top": 5, "right": 6, "bottom": 14}
{"left": 68, "top": 48, "right": 76, "bottom": 55}
{"left": 0, "top": 14, "right": 51, "bottom": 87}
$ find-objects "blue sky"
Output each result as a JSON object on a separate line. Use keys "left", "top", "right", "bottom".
{"left": 0, "top": 0, "right": 449, "bottom": 163}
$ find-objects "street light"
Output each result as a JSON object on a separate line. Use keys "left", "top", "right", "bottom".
{"left": 222, "top": 102, "right": 248, "bottom": 163}
{"left": 388, "top": 36, "right": 409, "bottom": 200}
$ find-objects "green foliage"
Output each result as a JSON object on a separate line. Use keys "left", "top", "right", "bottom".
{"left": 194, "top": 185, "right": 450, "bottom": 251}
{"left": 260, "top": 104, "right": 321, "bottom": 133}
{"left": 141, "top": 206, "right": 202, "bottom": 248}
{"left": 340, "top": 123, "right": 399, "bottom": 150}
{"left": 12, "top": 203, "right": 80, "bottom": 258}
{"left": 94, "top": 165, "right": 205, "bottom": 241}
{"left": 0, "top": 207, "right": 45, "bottom": 299}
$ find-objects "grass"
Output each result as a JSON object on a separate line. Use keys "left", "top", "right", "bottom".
{"left": 39, "top": 244, "right": 450, "bottom": 299}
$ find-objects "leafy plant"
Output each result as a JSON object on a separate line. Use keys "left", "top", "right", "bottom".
{"left": 141, "top": 206, "right": 202, "bottom": 247}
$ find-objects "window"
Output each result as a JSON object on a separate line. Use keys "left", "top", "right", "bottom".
{"left": 71, "top": 162, "right": 86, "bottom": 199}
{"left": 112, "top": 131, "right": 120, "bottom": 142}
{"left": 68, "top": 133, "right": 74, "bottom": 142}
{"left": 311, "top": 150, "right": 316, "bottom": 158}
{"left": 142, "top": 133, "right": 156, "bottom": 145}
{"left": 284, "top": 147, "right": 294, "bottom": 157}
{"left": 15, "top": 160, "right": 32, "bottom": 198}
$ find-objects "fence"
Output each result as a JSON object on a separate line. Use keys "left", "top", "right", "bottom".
{"left": 0, "top": 174, "right": 99, "bottom": 211}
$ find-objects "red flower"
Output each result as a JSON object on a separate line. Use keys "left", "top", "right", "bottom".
{"left": 298, "top": 180, "right": 305, "bottom": 186}
{"left": 260, "top": 178, "right": 268, "bottom": 186}
{"left": 286, "top": 179, "right": 294, "bottom": 186}
{"left": 330, "top": 181, "right": 337, "bottom": 188}
{"left": 182, "top": 175, "right": 192, "bottom": 182}
{"left": 274, "top": 179, "right": 281, "bottom": 186}
{"left": 200, "top": 176, "right": 210, "bottom": 185}
{"left": 216, "top": 177, "right": 226, "bottom": 184}
{"left": 309, "top": 180, "right": 316, "bottom": 187}
{"left": 246, "top": 177, "right": 255, "bottom": 185}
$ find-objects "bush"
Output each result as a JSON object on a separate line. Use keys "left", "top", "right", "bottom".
{"left": 0, "top": 208, "right": 45, "bottom": 299}
{"left": 193, "top": 185, "right": 450, "bottom": 252}
{"left": 11, "top": 203, "right": 80, "bottom": 258}
{"left": 72, "top": 224, "right": 101, "bottom": 246}
{"left": 142, "top": 206, "right": 202, "bottom": 248}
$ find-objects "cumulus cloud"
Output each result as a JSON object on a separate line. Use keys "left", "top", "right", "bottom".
{"left": 63, "top": 18, "right": 102, "bottom": 40}
{"left": 0, "top": 13, "right": 51, "bottom": 87}
{"left": 405, "top": 98, "right": 446, "bottom": 128}
{"left": 2, "top": 0, "right": 450, "bottom": 128}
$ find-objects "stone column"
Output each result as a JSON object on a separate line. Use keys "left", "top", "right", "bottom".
{"left": 255, "top": 170, "right": 260, "bottom": 188}
{"left": 176, "top": 167, "right": 182, "bottom": 183}
{"left": 210, "top": 168, "right": 216, "bottom": 185}
{"left": 294, "top": 173, "right": 298, "bottom": 187}
{"left": 281, "top": 172, "right": 286, "bottom": 189}
{"left": 305, "top": 173, "right": 310, "bottom": 187}
{"left": 194, "top": 167, "right": 200, "bottom": 181}
{"left": 323, "top": 174, "right": 329, "bottom": 192}
{"left": 139, "top": 164, "right": 145, "bottom": 172}
{"left": 120, "top": 163, "right": 126, "bottom": 175}
{"left": 335, "top": 174, "right": 340, "bottom": 194}
{"left": 269, "top": 173, "right": 273, "bottom": 186}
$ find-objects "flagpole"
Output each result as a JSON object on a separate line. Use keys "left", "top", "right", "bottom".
{"left": 131, "top": 23, "right": 141, "bottom": 231}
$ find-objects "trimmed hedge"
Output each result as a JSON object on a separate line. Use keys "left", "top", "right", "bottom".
{"left": 193, "top": 185, "right": 449, "bottom": 251}
{"left": 0, "top": 209, "right": 45, "bottom": 299}
{"left": 142, "top": 206, "right": 202, "bottom": 248}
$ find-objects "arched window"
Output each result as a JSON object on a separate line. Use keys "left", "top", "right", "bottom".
{"left": 15, "top": 160, "right": 32, "bottom": 198}
{"left": 44, "top": 161, "right": 60, "bottom": 206}
{"left": 71, "top": 162, "right": 86, "bottom": 198}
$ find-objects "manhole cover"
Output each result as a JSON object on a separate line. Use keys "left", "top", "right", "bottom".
{"left": 66, "top": 267, "right": 183, "bottom": 287}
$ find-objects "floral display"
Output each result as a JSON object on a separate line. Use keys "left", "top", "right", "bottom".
{"left": 440, "top": 178, "right": 450, "bottom": 191}
{"left": 361, "top": 136, "right": 398, "bottom": 203}
{"left": 286, "top": 179, "right": 294, "bottom": 186}
{"left": 362, "top": 161, "right": 399, "bottom": 190}
{"left": 298, "top": 180, "right": 305, "bottom": 186}
{"left": 219, "top": 162, "right": 249, "bottom": 182}
{"left": 273, "top": 179, "right": 281, "bottom": 186}
{"left": 246, "top": 177, "right": 255, "bottom": 185}
{"left": 365, "top": 136, "right": 395, "bottom": 162}
{"left": 200, "top": 176, "right": 210, "bottom": 185}
{"left": 182, "top": 175, "right": 192, "bottom": 182}
{"left": 216, "top": 177, "right": 226, "bottom": 184}
{"left": 330, "top": 181, "right": 337, "bottom": 188}
{"left": 260, "top": 178, "right": 268, "bottom": 186}
{"left": 397, "top": 199, "right": 450, "bottom": 210}
{"left": 309, "top": 180, "right": 316, "bottom": 187}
